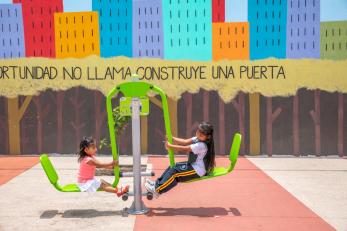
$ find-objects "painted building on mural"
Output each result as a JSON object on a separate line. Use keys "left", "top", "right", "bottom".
{"left": 132, "top": 0, "right": 163, "bottom": 58}
{"left": 320, "top": 21, "right": 347, "bottom": 60}
{"left": 54, "top": 12, "right": 100, "bottom": 58}
{"left": 0, "top": 4, "right": 25, "bottom": 58}
{"left": 286, "top": 0, "right": 320, "bottom": 58}
{"left": 92, "top": 0, "right": 132, "bottom": 57}
{"left": 212, "top": 0, "right": 225, "bottom": 22}
{"left": 13, "top": 0, "right": 63, "bottom": 57}
{"left": 248, "top": 0, "right": 287, "bottom": 59}
{"left": 162, "top": 0, "right": 212, "bottom": 60}
{"left": 212, "top": 22, "right": 249, "bottom": 60}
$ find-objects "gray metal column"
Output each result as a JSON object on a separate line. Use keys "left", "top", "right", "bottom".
{"left": 128, "top": 98, "right": 149, "bottom": 215}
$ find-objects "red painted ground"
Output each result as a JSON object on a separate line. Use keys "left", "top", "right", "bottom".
{"left": 0, "top": 156, "right": 39, "bottom": 186}
{"left": 135, "top": 156, "right": 335, "bottom": 231}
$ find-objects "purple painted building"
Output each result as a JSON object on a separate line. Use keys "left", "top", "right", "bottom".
{"left": 0, "top": 4, "right": 25, "bottom": 59}
{"left": 132, "top": 0, "right": 163, "bottom": 58}
{"left": 286, "top": 0, "right": 320, "bottom": 58}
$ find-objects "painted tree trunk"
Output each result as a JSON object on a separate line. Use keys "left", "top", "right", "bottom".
{"left": 168, "top": 98, "right": 178, "bottom": 137}
{"left": 266, "top": 97, "right": 282, "bottom": 156}
{"left": 94, "top": 91, "right": 106, "bottom": 144}
{"left": 249, "top": 93, "right": 260, "bottom": 155}
{"left": 0, "top": 98, "right": 8, "bottom": 154}
{"left": 203, "top": 90, "right": 209, "bottom": 121}
{"left": 149, "top": 96, "right": 178, "bottom": 138}
{"left": 56, "top": 92, "right": 65, "bottom": 153}
{"left": 218, "top": 98, "right": 225, "bottom": 154}
{"left": 310, "top": 90, "right": 321, "bottom": 156}
{"left": 338, "top": 93, "right": 344, "bottom": 157}
{"left": 232, "top": 92, "right": 245, "bottom": 154}
{"left": 293, "top": 94, "right": 300, "bottom": 156}
{"left": 33, "top": 96, "right": 50, "bottom": 153}
{"left": 7, "top": 96, "right": 32, "bottom": 154}
{"left": 69, "top": 88, "right": 86, "bottom": 147}
{"left": 184, "top": 93, "right": 193, "bottom": 138}
{"left": 119, "top": 129, "right": 131, "bottom": 154}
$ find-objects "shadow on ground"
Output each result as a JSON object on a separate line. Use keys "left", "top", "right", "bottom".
{"left": 40, "top": 209, "right": 126, "bottom": 219}
{"left": 145, "top": 207, "right": 241, "bottom": 217}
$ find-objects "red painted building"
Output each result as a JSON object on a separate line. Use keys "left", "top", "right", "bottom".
{"left": 212, "top": 0, "right": 225, "bottom": 22}
{"left": 13, "top": 0, "right": 63, "bottom": 57}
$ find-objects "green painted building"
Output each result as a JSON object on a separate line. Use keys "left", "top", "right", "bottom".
{"left": 321, "top": 21, "right": 347, "bottom": 60}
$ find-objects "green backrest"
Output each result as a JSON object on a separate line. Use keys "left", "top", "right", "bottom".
{"left": 228, "top": 133, "right": 242, "bottom": 172}
{"left": 40, "top": 154, "right": 58, "bottom": 185}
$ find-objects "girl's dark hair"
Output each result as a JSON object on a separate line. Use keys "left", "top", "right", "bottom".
{"left": 198, "top": 122, "right": 215, "bottom": 174}
{"left": 77, "top": 136, "right": 95, "bottom": 162}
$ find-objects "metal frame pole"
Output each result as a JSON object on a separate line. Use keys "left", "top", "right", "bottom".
{"left": 128, "top": 98, "right": 148, "bottom": 215}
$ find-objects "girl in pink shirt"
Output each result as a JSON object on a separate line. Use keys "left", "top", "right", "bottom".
{"left": 77, "top": 136, "right": 129, "bottom": 196}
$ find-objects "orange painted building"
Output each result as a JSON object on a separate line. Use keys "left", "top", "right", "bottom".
{"left": 212, "top": 22, "right": 249, "bottom": 60}
{"left": 54, "top": 12, "right": 100, "bottom": 58}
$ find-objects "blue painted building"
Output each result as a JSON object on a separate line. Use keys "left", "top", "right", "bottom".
{"left": 162, "top": 0, "right": 212, "bottom": 60}
{"left": 0, "top": 4, "right": 25, "bottom": 59}
{"left": 248, "top": 0, "right": 287, "bottom": 59}
{"left": 132, "top": 0, "right": 163, "bottom": 58}
{"left": 286, "top": 0, "right": 320, "bottom": 58}
{"left": 92, "top": 0, "right": 132, "bottom": 57}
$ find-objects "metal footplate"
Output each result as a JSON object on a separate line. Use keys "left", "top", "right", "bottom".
{"left": 120, "top": 171, "right": 155, "bottom": 177}
{"left": 121, "top": 190, "right": 154, "bottom": 201}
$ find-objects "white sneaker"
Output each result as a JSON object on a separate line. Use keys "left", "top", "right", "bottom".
{"left": 145, "top": 178, "right": 155, "bottom": 186}
{"left": 144, "top": 181, "right": 160, "bottom": 198}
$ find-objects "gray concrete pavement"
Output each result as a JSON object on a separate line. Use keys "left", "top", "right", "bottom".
{"left": 0, "top": 156, "right": 148, "bottom": 231}
{"left": 248, "top": 156, "right": 347, "bottom": 231}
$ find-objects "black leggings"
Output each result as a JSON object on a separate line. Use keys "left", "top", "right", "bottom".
{"left": 155, "top": 162, "right": 200, "bottom": 194}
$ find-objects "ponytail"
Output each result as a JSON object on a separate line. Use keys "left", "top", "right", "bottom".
{"left": 198, "top": 122, "right": 215, "bottom": 174}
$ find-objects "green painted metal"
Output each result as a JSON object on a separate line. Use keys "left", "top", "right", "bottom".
{"left": 40, "top": 154, "right": 104, "bottom": 192}
{"left": 184, "top": 133, "right": 242, "bottom": 183}
{"left": 40, "top": 154, "right": 81, "bottom": 192}
{"left": 106, "top": 81, "right": 175, "bottom": 188}
{"left": 227, "top": 133, "right": 242, "bottom": 172}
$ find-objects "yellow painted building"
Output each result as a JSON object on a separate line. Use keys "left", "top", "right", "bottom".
{"left": 54, "top": 12, "right": 100, "bottom": 58}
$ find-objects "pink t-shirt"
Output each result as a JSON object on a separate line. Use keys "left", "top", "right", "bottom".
{"left": 77, "top": 156, "right": 96, "bottom": 183}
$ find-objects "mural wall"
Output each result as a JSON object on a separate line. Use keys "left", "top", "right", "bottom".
{"left": 0, "top": 0, "right": 346, "bottom": 156}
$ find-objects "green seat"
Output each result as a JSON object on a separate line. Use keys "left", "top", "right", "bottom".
{"left": 40, "top": 154, "right": 81, "bottom": 192}
{"left": 185, "top": 133, "right": 242, "bottom": 183}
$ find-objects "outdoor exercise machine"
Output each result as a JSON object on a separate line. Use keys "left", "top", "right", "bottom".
{"left": 39, "top": 77, "right": 242, "bottom": 215}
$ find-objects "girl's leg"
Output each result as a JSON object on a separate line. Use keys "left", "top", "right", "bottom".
{"left": 155, "top": 162, "right": 198, "bottom": 194}
{"left": 99, "top": 179, "right": 129, "bottom": 195}
{"left": 154, "top": 166, "right": 172, "bottom": 184}
{"left": 99, "top": 180, "right": 117, "bottom": 193}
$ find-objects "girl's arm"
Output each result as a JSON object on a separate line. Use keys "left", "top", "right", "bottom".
{"left": 171, "top": 136, "right": 194, "bottom": 145}
{"left": 165, "top": 141, "right": 192, "bottom": 153}
{"left": 87, "top": 158, "right": 118, "bottom": 169}
{"left": 104, "top": 159, "right": 118, "bottom": 169}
